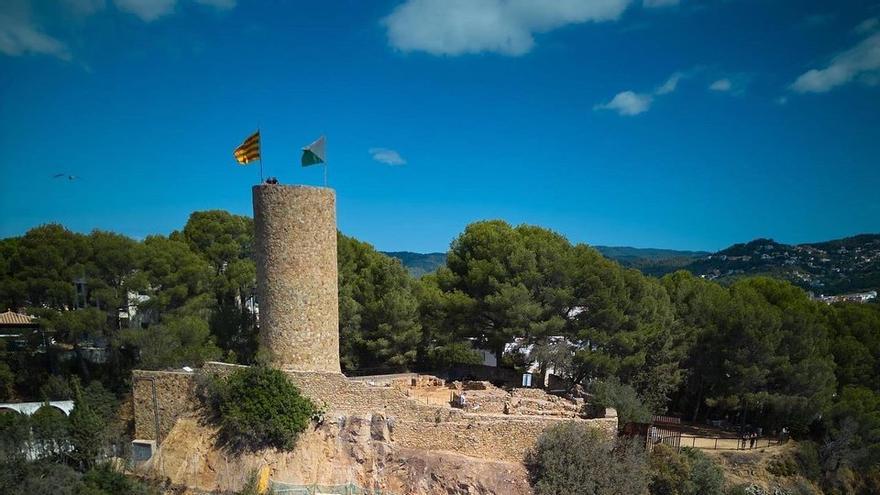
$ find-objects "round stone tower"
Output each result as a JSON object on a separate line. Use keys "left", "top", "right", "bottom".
{"left": 253, "top": 184, "right": 340, "bottom": 373}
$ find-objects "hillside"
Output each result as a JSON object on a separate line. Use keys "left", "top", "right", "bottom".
{"left": 683, "top": 234, "right": 880, "bottom": 295}
{"left": 384, "top": 235, "right": 880, "bottom": 295}
{"left": 384, "top": 247, "right": 708, "bottom": 278}
{"left": 382, "top": 251, "right": 447, "bottom": 277}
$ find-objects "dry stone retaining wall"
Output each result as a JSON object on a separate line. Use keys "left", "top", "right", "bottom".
{"left": 132, "top": 364, "right": 617, "bottom": 463}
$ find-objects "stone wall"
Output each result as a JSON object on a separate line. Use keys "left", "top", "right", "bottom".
{"left": 132, "top": 370, "right": 199, "bottom": 442}
{"left": 393, "top": 415, "right": 619, "bottom": 463}
{"left": 253, "top": 184, "right": 340, "bottom": 373}
{"left": 133, "top": 363, "right": 618, "bottom": 464}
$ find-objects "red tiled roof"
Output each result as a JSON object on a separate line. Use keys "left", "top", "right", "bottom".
{"left": 0, "top": 310, "right": 35, "bottom": 325}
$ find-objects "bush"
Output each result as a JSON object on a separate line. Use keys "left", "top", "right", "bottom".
{"left": 31, "top": 405, "right": 70, "bottom": 459}
{"left": 40, "top": 375, "right": 72, "bottom": 401}
{"left": 589, "top": 378, "right": 652, "bottom": 425}
{"left": 11, "top": 460, "right": 80, "bottom": 495}
{"left": 767, "top": 442, "right": 821, "bottom": 482}
{"left": 200, "top": 366, "right": 318, "bottom": 451}
{"left": 78, "top": 464, "right": 158, "bottom": 495}
{"left": 648, "top": 445, "right": 724, "bottom": 495}
{"left": 0, "top": 459, "right": 157, "bottom": 495}
{"left": 683, "top": 448, "right": 724, "bottom": 495}
{"left": 527, "top": 421, "right": 649, "bottom": 495}
{"left": 0, "top": 412, "right": 30, "bottom": 459}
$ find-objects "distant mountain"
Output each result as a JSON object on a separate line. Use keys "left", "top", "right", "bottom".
{"left": 384, "top": 235, "right": 880, "bottom": 295}
{"left": 592, "top": 246, "right": 710, "bottom": 277}
{"left": 383, "top": 246, "right": 709, "bottom": 278}
{"left": 681, "top": 234, "right": 880, "bottom": 295}
{"left": 382, "top": 251, "right": 447, "bottom": 278}
{"left": 592, "top": 246, "right": 711, "bottom": 262}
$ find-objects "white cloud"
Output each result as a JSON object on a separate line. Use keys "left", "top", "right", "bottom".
{"left": 370, "top": 148, "right": 407, "bottom": 166}
{"left": 855, "top": 17, "right": 878, "bottom": 35}
{"left": 594, "top": 91, "right": 653, "bottom": 116}
{"left": 595, "top": 70, "right": 682, "bottom": 116}
{"left": 114, "top": 0, "right": 176, "bottom": 21}
{"left": 643, "top": 0, "right": 679, "bottom": 8}
{"left": 0, "top": 9, "right": 71, "bottom": 60}
{"left": 62, "top": 0, "right": 107, "bottom": 16}
{"left": 709, "top": 78, "right": 732, "bottom": 91}
{"left": 655, "top": 71, "right": 682, "bottom": 94}
{"left": 790, "top": 32, "right": 880, "bottom": 93}
{"left": 382, "top": 0, "right": 633, "bottom": 56}
{"left": 194, "top": 0, "right": 236, "bottom": 10}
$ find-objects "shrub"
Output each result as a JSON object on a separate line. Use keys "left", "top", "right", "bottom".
{"left": 589, "top": 378, "right": 652, "bottom": 425}
{"left": 200, "top": 366, "right": 318, "bottom": 451}
{"left": 648, "top": 445, "right": 724, "bottom": 495}
{"left": 767, "top": 443, "right": 821, "bottom": 482}
{"left": 78, "top": 464, "right": 158, "bottom": 495}
{"left": 40, "top": 375, "right": 72, "bottom": 401}
{"left": 682, "top": 448, "right": 725, "bottom": 495}
{"left": 31, "top": 405, "right": 70, "bottom": 459}
{"left": 649, "top": 444, "right": 690, "bottom": 495}
{"left": 0, "top": 412, "right": 30, "bottom": 459}
{"left": 527, "top": 421, "right": 649, "bottom": 495}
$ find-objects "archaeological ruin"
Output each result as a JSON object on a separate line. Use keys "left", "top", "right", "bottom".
{"left": 130, "top": 183, "right": 617, "bottom": 493}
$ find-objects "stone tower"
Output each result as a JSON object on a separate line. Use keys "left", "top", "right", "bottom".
{"left": 253, "top": 184, "right": 340, "bottom": 373}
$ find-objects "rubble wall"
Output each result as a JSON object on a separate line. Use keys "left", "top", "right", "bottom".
{"left": 253, "top": 184, "right": 340, "bottom": 373}
{"left": 133, "top": 364, "right": 618, "bottom": 464}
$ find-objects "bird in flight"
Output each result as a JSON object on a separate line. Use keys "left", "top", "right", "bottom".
{"left": 52, "top": 173, "right": 79, "bottom": 181}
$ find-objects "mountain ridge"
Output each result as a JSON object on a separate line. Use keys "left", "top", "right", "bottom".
{"left": 383, "top": 234, "right": 880, "bottom": 295}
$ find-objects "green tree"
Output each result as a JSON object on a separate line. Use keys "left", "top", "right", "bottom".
{"left": 69, "top": 378, "right": 104, "bottom": 469}
{"left": 0, "top": 412, "right": 30, "bottom": 460}
{"left": 181, "top": 211, "right": 258, "bottom": 362}
{"left": 123, "top": 315, "right": 222, "bottom": 369}
{"left": 338, "top": 233, "right": 421, "bottom": 371}
{"left": 1, "top": 224, "right": 89, "bottom": 309}
{"left": 140, "top": 235, "right": 212, "bottom": 314}
{"left": 590, "top": 377, "right": 651, "bottom": 425}
{"left": 568, "top": 245, "right": 681, "bottom": 411}
{"left": 436, "top": 221, "right": 574, "bottom": 369}
{"left": 660, "top": 271, "right": 730, "bottom": 421}
{"left": 414, "top": 273, "right": 481, "bottom": 369}
{"left": 826, "top": 303, "right": 880, "bottom": 392}
{"left": 704, "top": 278, "right": 836, "bottom": 433}
{"left": 0, "top": 360, "right": 14, "bottom": 401}
{"left": 31, "top": 405, "right": 71, "bottom": 459}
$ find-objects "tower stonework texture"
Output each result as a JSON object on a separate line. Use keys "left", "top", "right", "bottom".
{"left": 253, "top": 184, "right": 340, "bottom": 373}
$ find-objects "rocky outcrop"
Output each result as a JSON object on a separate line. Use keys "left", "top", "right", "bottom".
{"left": 142, "top": 414, "right": 532, "bottom": 495}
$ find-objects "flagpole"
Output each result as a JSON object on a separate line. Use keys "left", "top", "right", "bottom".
{"left": 258, "top": 127, "right": 263, "bottom": 184}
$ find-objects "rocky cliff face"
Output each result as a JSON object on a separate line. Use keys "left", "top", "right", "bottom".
{"left": 143, "top": 414, "right": 532, "bottom": 495}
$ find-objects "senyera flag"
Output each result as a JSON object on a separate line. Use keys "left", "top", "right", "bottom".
{"left": 234, "top": 130, "right": 261, "bottom": 165}
{"left": 301, "top": 135, "right": 326, "bottom": 167}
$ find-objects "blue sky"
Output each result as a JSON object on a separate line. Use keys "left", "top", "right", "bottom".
{"left": 1, "top": 0, "right": 879, "bottom": 252}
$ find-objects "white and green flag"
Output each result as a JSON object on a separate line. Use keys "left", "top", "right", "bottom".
{"left": 301, "top": 135, "right": 326, "bottom": 167}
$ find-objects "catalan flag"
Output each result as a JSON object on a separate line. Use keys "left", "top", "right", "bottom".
{"left": 233, "top": 130, "right": 260, "bottom": 165}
